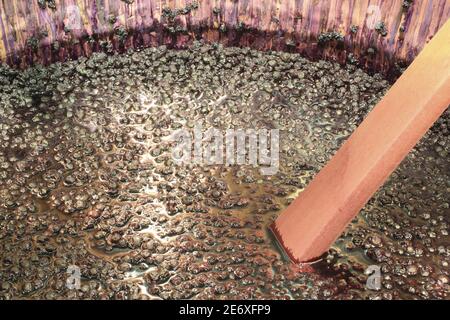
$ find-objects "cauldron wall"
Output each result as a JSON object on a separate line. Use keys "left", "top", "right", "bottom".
{"left": 0, "top": 0, "right": 449, "bottom": 77}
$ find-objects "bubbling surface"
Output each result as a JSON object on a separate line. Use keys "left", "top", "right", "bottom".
{"left": 0, "top": 44, "right": 448, "bottom": 299}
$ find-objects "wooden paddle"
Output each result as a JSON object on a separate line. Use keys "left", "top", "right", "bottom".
{"left": 270, "top": 20, "right": 450, "bottom": 263}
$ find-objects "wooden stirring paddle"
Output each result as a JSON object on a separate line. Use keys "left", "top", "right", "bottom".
{"left": 270, "top": 20, "right": 450, "bottom": 263}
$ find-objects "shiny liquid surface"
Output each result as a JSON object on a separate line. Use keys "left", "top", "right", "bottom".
{"left": 0, "top": 45, "right": 448, "bottom": 299}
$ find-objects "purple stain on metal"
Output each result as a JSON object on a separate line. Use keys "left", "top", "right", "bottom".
{"left": 305, "top": 1, "right": 313, "bottom": 38}
{"left": 0, "top": 14, "right": 9, "bottom": 56}
{"left": 296, "top": 0, "right": 305, "bottom": 27}
{"left": 229, "top": 0, "right": 238, "bottom": 24}
{"left": 402, "top": 0, "right": 415, "bottom": 33}
{"left": 41, "top": 9, "right": 57, "bottom": 40}
{"left": 92, "top": 0, "right": 99, "bottom": 33}
{"left": 419, "top": 0, "right": 434, "bottom": 38}
{"left": 338, "top": 1, "right": 344, "bottom": 28}
{"left": 434, "top": 1, "right": 447, "bottom": 35}
{"left": 388, "top": 6, "right": 402, "bottom": 46}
